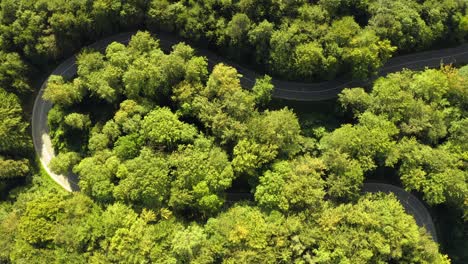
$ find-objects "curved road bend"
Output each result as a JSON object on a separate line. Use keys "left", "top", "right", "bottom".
{"left": 362, "top": 183, "right": 437, "bottom": 242}
{"left": 154, "top": 31, "right": 468, "bottom": 101}
{"left": 33, "top": 32, "right": 134, "bottom": 192}
{"left": 33, "top": 31, "right": 459, "bottom": 238}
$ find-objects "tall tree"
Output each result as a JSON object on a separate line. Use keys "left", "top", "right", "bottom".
{"left": 320, "top": 112, "right": 398, "bottom": 172}
{"left": 140, "top": 107, "right": 198, "bottom": 150}
{"left": 0, "top": 88, "right": 29, "bottom": 154}
{"left": 255, "top": 156, "right": 326, "bottom": 212}
{"left": 0, "top": 51, "right": 30, "bottom": 95}
{"left": 300, "top": 194, "right": 449, "bottom": 263}
{"left": 169, "top": 137, "right": 234, "bottom": 216}
{"left": 113, "top": 148, "right": 171, "bottom": 210}
{"left": 74, "top": 150, "right": 119, "bottom": 203}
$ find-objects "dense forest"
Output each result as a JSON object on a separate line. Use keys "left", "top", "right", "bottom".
{"left": 0, "top": 0, "right": 468, "bottom": 78}
{"left": 0, "top": 0, "right": 467, "bottom": 263}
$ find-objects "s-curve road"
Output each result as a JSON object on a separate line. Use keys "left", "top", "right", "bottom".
{"left": 33, "top": 31, "right": 456, "bottom": 240}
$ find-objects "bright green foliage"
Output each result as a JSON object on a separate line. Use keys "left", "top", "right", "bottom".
{"left": 338, "top": 67, "right": 468, "bottom": 215}
{"left": 368, "top": 1, "right": 434, "bottom": 51}
{"left": 171, "top": 224, "right": 206, "bottom": 262}
{"left": 0, "top": 3, "right": 464, "bottom": 263}
{"left": 255, "top": 156, "right": 326, "bottom": 212}
{"left": 97, "top": 202, "right": 139, "bottom": 246}
{"left": 120, "top": 34, "right": 191, "bottom": 101}
{"left": 0, "top": 178, "right": 451, "bottom": 263}
{"left": 247, "top": 108, "right": 302, "bottom": 158}
{"left": 342, "top": 29, "right": 396, "bottom": 79}
{"left": 48, "top": 31, "right": 211, "bottom": 157}
{"left": 113, "top": 99, "right": 149, "bottom": 134}
{"left": 225, "top": 13, "right": 251, "bottom": 47}
{"left": 127, "top": 31, "right": 160, "bottom": 55}
{"left": 0, "top": 192, "right": 176, "bottom": 264}
{"left": 2, "top": 192, "right": 102, "bottom": 263}
{"left": 122, "top": 49, "right": 166, "bottom": 99}
{"left": 104, "top": 216, "right": 157, "bottom": 263}
{"left": 112, "top": 133, "right": 141, "bottom": 160}
{"left": 252, "top": 75, "right": 274, "bottom": 107}
{"left": 102, "top": 120, "right": 121, "bottom": 142}
{"left": 196, "top": 206, "right": 294, "bottom": 263}
{"left": 387, "top": 138, "right": 467, "bottom": 214}
{"left": 64, "top": 113, "right": 91, "bottom": 130}
{"left": 0, "top": 0, "right": 461, "bottom": 81}
{"left": 94, "top": 206, "right": 177, "bottom": 263}
{"left": 268, "top": 24, "right": 304, "bottom": 78}
{"left": 191, "top": 64, "right": 256, "bottom": 144}
{"left": 88, "top": 131, "right": 110, "bottom": 154}
{"left": 0, "top": 88, "right": 29, "bottom": 154}
{"left": 231, "top": 108, "right": 302, "bottom": 175}
{"left": 74, "top": 150, "right": 119, "bottom": 203}
{"left": 0, "top": 0, "right": 146, "bottom": 63}
{"left": 114, "top": 148, "right": 170, "bottom": 210}
{"left": 302, "top": 194, "right": 449, "bottom": 263}
{"left": 43, "top": 75, "right": 85, "bottom": 106}
{"left": 185, "top": 56, "right": 208, "bottom": 84}
{"left": 320, "top": 112, "right": 398, "bottom": 171}
{"left": 77, "top": 51, "right": 119, "bottom": 103}
{"left": 145, "top": 0, "right": 466, "bottom": 81}
{"left": 262, "top": 8, "right": 395, "bottom": 80}
{"left": 322, "top": 150, "right": 364, "bottom": 201}
{"left": 458, "top": 13, "right": 468, "bottom": 40}
{"left": 148, "top": 218, "right": 183, "bottom": 263}
{"left": 79, "top": 207, "right": 170, "bottom": 263}
{"left": 294, "top": 41, "right": 327, "bottom": 79}
{"left": 140, "top": 107, "right": 197, "bottom": 150}
{"left": 0, "top": 157, "right": 29, "bottom": 179}
{"left": 169, "top": 137, "right": 234, "bottom": 216}
{"left": 231, "top": 139, "right": 277, "bottom": 176}
{"left": 49, "top": 151, "right": 81, "bottom": 175}
{"left": 0, "top": 51, "right": 30, "bottom": 95}
{"left": 48, "top": 31, "right": 202, "bottom": 106}
{"left": 447, "top": 118, "right": 468, "bottom": 155}
{"left": 340, "top": 68, "right": 464, "bottom": 143}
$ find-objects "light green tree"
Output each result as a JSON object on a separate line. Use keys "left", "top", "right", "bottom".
{"left": 64, "top": 113, "right": 91, "bottom": 130}
{"left": 114, "top": 148, "right": 170, "bottom": 209}
{"left": 140, "top": 107, "right": 197, "bottom": 150}
{"left": 169, "top": 137, "right": 234, "bottom": 216}
{"left": 255, "top": 156, "right": 326, "bottom": 212}
{"left": 43, "top": 75, "right": 85, "bottom": 106}
{"left": 49, "top": 151, "right": 81, "bottom": 175}
{"left": 252, "top": 75, "right": 274, "bottom": 107}
{"left": 0, "top": 157, "right": 29, "bottom": 179}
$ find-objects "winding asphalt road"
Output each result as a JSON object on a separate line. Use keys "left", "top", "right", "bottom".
{"left": 32, "top": 31, "right": 457, "bottom": 240}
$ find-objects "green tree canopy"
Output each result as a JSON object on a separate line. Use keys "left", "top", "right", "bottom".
{"left": 255, "top": 155, "right": 326, "bottom": 212}
{"left": 301, "top": 194, "right": 449, "bottom": 263}
{"left": 320, "top": 112, "right": 398, "bottom": 172}
{"left": 0, "top": 88, "right": 30, "bottom": 154}
{"left": 140, "top": 107, "right": 198, "bottom": 151}
{"left": 113, "top": 148, "right": 170, "bottom": 210}
{"left": 0, "top": 51, "right": 30, "bottom": 95}
{"left": 337, "top": 67, "right": 468, "bottom": 216}
{"left": 169, "top": 137, "right": 234, "bottom": 216}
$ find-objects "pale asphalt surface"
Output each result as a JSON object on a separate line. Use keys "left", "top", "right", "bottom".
{"left": 32, "top": 31, "right": 464, "bottom": 241}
